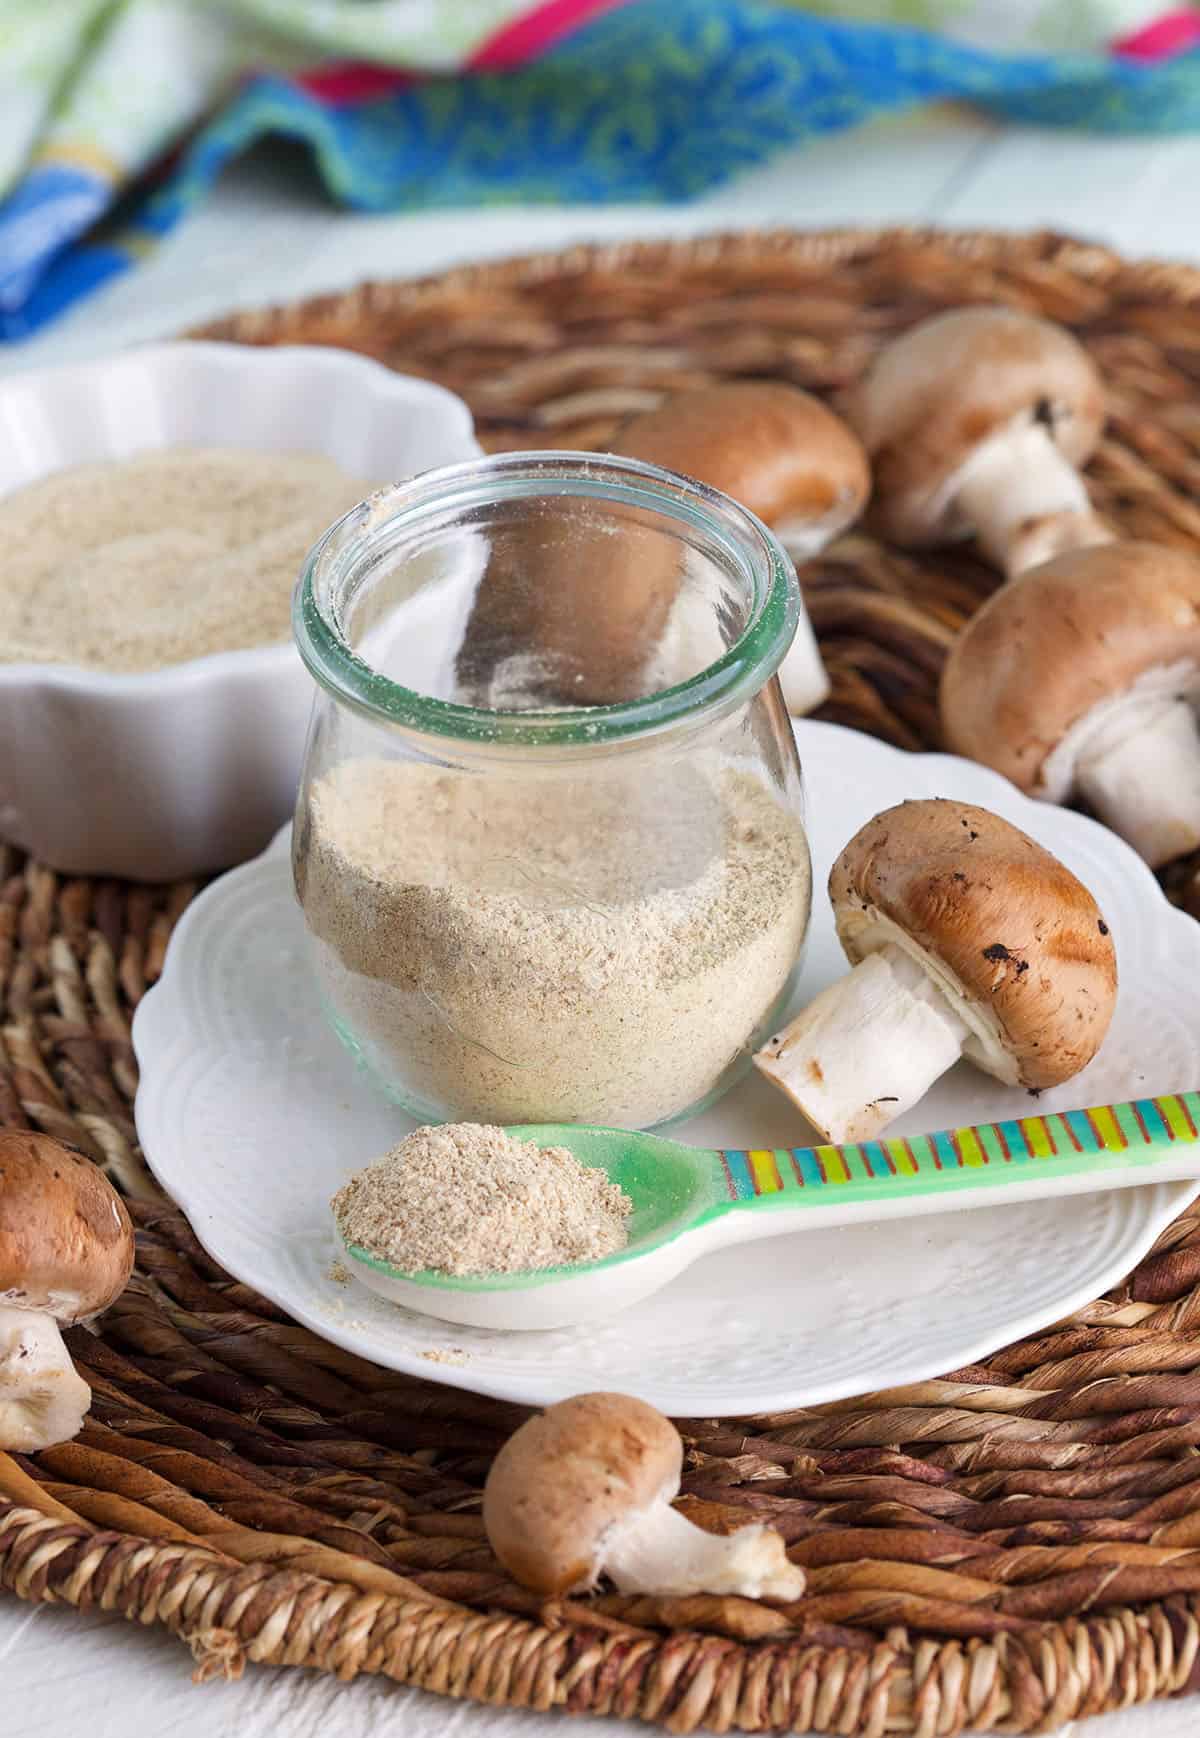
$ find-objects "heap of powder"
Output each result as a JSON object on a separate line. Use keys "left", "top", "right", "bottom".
{"left": 0, "top": 447, "right": 370, "bottom": 671}
{"left": 331, "top": 1123, "right": 632, "bottom": 1276}
{"left": 299, "top": 756, "right": 811, "bottom": 1129}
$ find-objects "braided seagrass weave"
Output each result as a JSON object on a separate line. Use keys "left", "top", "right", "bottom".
{"left": 4, "top": 227, "right": 1200, "bottom": 1735}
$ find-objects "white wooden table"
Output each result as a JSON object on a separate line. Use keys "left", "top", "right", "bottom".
{"left": 6, "top": 109, "right": 1200, "bottom": 1738}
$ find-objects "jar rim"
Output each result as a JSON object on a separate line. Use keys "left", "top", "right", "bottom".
{"left": 293, "top": 451, "right": 799, "bottom": 747}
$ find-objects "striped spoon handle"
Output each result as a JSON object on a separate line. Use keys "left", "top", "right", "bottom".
{"left": 717, "top": 1093, "right": 1200, "bottom": 1207}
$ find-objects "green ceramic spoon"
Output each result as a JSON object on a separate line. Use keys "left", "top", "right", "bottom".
{"left": 341, "top": 1092, "right": 1200, "bottom": 1331}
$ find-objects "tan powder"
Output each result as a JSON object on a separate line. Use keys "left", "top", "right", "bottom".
{"left": 0, "top": 447, "right": 370, "bottom": 671}
{"left": 331, "top": 1123, "right": 632, "bottom": 1276}
{"left": 299, "top": 757, "right": 811, "bottom": 1129}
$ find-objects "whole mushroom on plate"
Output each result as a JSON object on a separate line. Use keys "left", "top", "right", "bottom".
{"left": 754, "top": 800, "right": 1117, "bottom": 1144}
{"left": 844, "top": 305, "right": 1112, "bottom": 579}
{"left": 484, "top": 1391, "right": 804, "bottom": 1599}
{"left": 0, "top": 1132, "right": 134, "bottom": 1450}
{"left": 941, "top": 542, "right": 1200, "bottom": 868}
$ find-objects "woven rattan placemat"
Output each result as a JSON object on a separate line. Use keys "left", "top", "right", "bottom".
{"left": 4, "top": 227, "right": 1200, "bottom": 1736}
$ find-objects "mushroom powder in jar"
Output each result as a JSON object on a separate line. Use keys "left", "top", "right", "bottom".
{"left": 292, "top": 453, "right": 813, "bottom": 1129}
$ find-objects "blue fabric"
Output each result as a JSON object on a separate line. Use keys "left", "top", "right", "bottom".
{"left": 4, "top": 0, "right": 1200, "bottom": 340}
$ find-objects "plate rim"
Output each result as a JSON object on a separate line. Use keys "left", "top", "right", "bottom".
{"left": 132, "top": 721, "right": 1200, "bottom": 1413}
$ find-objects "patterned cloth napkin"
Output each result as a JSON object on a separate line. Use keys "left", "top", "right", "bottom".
{"left": 1, "top": 0, "right": 1198, "bottom": 340}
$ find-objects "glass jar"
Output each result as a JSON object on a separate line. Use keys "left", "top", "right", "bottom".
{"left": 292, "top": 453, "right": 812, "bottom": 1131}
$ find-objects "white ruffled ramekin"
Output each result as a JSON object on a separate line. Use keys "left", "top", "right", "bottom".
{"left": 0, "top": 342, "right": 482, "bottom": 881}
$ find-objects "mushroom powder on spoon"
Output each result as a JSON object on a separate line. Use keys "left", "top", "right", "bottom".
{"left": 331, "top": 1123, "right": 632, "bottom": 1277}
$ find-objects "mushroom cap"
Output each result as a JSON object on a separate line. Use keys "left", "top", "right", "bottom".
{"left": 483, "top": 1391, "right": 682, "bottom": 1595}
{"left": 0, "top": 1133, "right": 134, "bottom": 1322}
{"left": 844, "top": 306, "right": 1105, "bottom": 546}
{"left": 941, "top": 542, "right": 1200, "bottom": 793}
{"left": 830, "top": 800, "right": 1117, "bottom": 1089}
{"left": 613, "top": 383, "right": 870, "bottom": 540}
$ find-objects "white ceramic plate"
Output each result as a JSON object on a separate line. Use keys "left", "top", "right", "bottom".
{"left": 133, "top": 722, "right": 1200, "bottom": 1416}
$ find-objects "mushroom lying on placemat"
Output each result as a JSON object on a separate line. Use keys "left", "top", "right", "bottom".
{"left": 484, "top": 1392, "right": 804, "bottom": 1599}
{"left": 941, "top": 542, "right": 1200, "bottom": 868}
{"left": 754, "top": 799, "right": 1116, "bottom": 1143}
{"left": 0, "top": 1133, "right": 134, "bottom": 1451}
{"left": 844, "top": 305, "right": 1112, "bottom": 579}
{"left": 612, "top": 382, "right": 870, "bottom": 714}
{"left": 457, "top": 383, "right": 867, "bottom": 715}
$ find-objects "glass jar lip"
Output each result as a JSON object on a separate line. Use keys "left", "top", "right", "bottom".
{"left": 293, "top": 450, "right": 799, "bottom": 747}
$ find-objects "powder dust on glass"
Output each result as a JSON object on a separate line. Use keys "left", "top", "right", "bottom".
{"left": 0, "top": 447, "right": 370, "bottom": 671}
{"left": 331, "top": 1123, "right": 633, "bottom": 1277}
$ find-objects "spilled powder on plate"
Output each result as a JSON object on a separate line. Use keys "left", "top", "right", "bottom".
{"left": 331, "top": 1122, "right": 632, "bottom": 1277}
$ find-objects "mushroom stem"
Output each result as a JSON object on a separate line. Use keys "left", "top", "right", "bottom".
{"left": 954, "top": 422, "right": 1113, "bottom": 578}
{"left": 775, "top": 517, "right": 837, "bottom": 563}
{"left": 773, "top": 521, "right": 833, "bottom": 715}
{"left": 604, "top": 1494, "right": 804, "bottom": 1599}
{"left": 1073, "top": 696, "right": 1200, "bottom": 869}
{"left": 754, "top": 943, "right": 969, "bottom": 1143}
{"left": 778, "top": 605, "right": 831, "bottom": 716}
{"left": 0, "top": 1306, "right": 92, "bottom": 1452}
{"left": 643, "top": 556, "right": 830, "bottom": 717}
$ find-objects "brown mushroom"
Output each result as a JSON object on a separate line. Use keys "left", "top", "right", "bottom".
{"left": 456, "top": 386, "right": 869, "bottom": 712}
{"left": 844, "top": 306, "right": 1111, "bottom": 578}
{"left": 611, "top": 383, "right": 870, "bottom": 713}
{"left": 754, "top": 800, "right": 1116, "bottom": 1143}
{"left": 483, "top": 1391, "right": 804, "bottom": 1598}
{"left": 941, "top": 542, "right": 1200, "bottom": 868}
{"left": 0, "top": 1133, "right": 134, "bottom": 1450}
{"left": 613, "top": 383, "right": 870, "bottom": 555}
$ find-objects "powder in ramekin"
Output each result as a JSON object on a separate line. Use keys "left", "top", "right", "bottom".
{"left": 0, "top": 447, "right": 369, "bottom": 671}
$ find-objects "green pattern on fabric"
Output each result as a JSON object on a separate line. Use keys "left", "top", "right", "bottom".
{"left": 215, "top": 0, "right": 536, "bottom": 66}
{"left": 783, "top": 0, "right": 1167, "bottom": 49}
{"left": 797, "top": 2, "right": 972, "bottom": 27}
